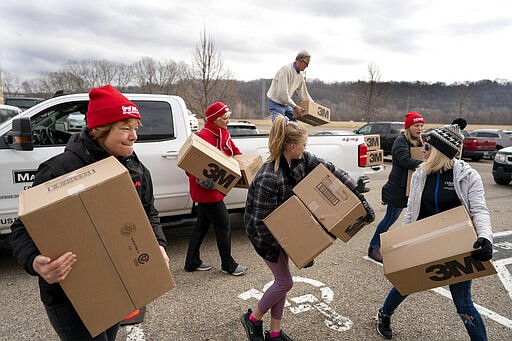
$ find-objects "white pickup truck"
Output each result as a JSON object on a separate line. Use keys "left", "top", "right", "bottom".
{"left": 0, "top": 93, "right": 381, "bottom": 235}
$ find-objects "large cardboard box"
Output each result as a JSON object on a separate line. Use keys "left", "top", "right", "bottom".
{"left": 297, "top": 100, "right": 331, "bottom": 126}
{"left": 177, "top": 134, "right": 242, "bottom": 195}
{"left": 18, "top": 156, "right": 175, "bottom": 337}
{"left": 264, "top": 195, "right": 336, "bottom": 268}
{"left": 381, "top": 206, "right": 496, "bottom": 296}
{"left": 233, "top": 154, "right": 263, "bottom": 189}
{"left": 292, "top": 164, "right": 367, "bottom": 242}
{"left": 366, "top": 149, "right": 384, "bottom": 166}
{"left": 406, "top": 146, "right": 425, "bottom": 196}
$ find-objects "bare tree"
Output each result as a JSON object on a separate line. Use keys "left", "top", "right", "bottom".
{"left": 454, "top": 81, "right": 472, "bottom": 119}
{"left": 357, "top": 62, "right": 387, "bottom": 122}
{"left": 184, "top": 28, "right": 235, "bottom": 116}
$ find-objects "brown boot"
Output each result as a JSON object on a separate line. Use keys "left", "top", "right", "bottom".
{"left": 368, "top": 245, "right": 383, "bottom": 263}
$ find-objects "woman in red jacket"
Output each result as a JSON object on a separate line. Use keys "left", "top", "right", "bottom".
{"left": 184, "top": 102, "right": 247, "bottom": 276}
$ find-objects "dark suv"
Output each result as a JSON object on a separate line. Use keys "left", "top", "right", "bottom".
{"left": 354, "top": 122, "right": 403, "bottom": 155}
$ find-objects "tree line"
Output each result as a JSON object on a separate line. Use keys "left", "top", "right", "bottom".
{"left": 2, "top": 34, "right": 511, "bottom": 125}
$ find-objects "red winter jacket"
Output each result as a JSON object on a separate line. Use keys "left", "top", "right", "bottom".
{"left": 188, "top": 123, "right": 241, "bottom": 203}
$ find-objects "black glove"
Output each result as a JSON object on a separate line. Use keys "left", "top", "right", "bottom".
{"left": 196, "top": 177, "right": 214, "bottom": 189}
{"left": 361, "top": 200, "right": 375, "bottom": 224}
{"left": 471, "top": 237, "right": 493, "bottom": 261}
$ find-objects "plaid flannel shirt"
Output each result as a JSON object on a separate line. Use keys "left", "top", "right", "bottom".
{"left": 244, "top": 151, "right": 357, "bottom": 262}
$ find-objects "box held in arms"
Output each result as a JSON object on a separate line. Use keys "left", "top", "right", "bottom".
{"left": 296, "top": 100, "right": 331, "bottom": 126}
{"left": 18, "top": 156, "right": 175, "bottom": 337}
{"left": 363, "top": 134, "right": 381, "bottom": 151}
{"left": 263, "top": 195, "right": 335, "bottom": 268}
{"left": 293, "top": 163, "right": 367, "bottom": 242}
{"left": 177, "top": 133, "right": 242, "bottom": 195}
{"left": 406, "top": 146, "right": 425, "bottom": 196}
{"left": 233, "top": 154, "right": 263, "bottom": 189}
{"left": 381, "top": 206, "right": 496, "bottom": 296}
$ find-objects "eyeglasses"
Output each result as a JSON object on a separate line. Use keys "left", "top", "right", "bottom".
{"left": 302, "top": 59, "right": 309, "bottom": 67}
{"left": 423, "top": 144, "right": 430, "bottom": 151}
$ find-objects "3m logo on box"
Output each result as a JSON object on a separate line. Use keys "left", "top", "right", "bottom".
{"left": 427, "top": 255, "right": 487, "bottom": 281}
{"left": 203, "top": 163, "right": 238, "bottom": 189}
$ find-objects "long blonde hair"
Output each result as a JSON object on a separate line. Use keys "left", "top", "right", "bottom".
{"left": 420, "top": 147, "right": 454, "bottom": 173}
{"left": 267, "top": 116, "right": 308, "bottom": 172}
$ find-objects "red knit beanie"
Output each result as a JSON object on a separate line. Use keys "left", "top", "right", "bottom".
{"left": 86, "top": 85, "right": 141, "bottom": 129}
{"left": 205, "top": 102, "right": 230, "bottom": 122}
{"left": 404, "top": 111, "right": 424, "bottom": 129}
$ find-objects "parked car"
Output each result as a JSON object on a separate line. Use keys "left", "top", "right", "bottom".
{"left": 462, "top": 136, "right": 496, "bottom": 161}
{"left": 314, "top": 130, "right": 356, "bottom": 136}
{"left": 354, "top": 121, "right": 403, "bottom": 155}
{"left": 66, "top": 112, "right": 86, "bottom": 131}
{"left": 468, "top": 129, "right": 512, "bottom": 150}
{"left": 227, "top": 121, "right": 260, "bottom": 136}
{"left": 0, "top": 104, "right": 22, "bottom": 123}
{"left": 492, "top": 146, "right": 512, "bottom": 185}
{"left": 187, "top": 110, "right": 199, "bottom": 132}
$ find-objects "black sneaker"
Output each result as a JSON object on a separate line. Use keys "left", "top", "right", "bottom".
{"left": 241, "top": 309, "right": 264, "bottom": 341}
{"left": 264, "top": 330, "right": 294, "bottom": 341}
{"left": 368, "top": 246, "right": 383, "bottom": 263}
{"left": 377, "top": 310, "right": 392, "bottom": 339}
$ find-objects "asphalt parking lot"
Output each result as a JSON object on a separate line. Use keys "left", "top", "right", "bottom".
{"left": 1, "top": 158, "right": 511, "bottom": 341}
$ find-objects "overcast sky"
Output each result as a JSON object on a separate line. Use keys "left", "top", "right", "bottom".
{"left": 1, "top": 0, "right": 511, "bottom": 84}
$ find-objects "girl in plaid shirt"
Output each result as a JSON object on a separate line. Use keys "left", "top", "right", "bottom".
{"left": 241, "top": 116, "right": 375, "bottom": 341}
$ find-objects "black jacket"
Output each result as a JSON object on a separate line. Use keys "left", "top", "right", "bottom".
{"left": 9, "top": 129, "right": 167, "bottom": 306}
{"left": 381, "top": 134, "right": 423, "bottom": 208}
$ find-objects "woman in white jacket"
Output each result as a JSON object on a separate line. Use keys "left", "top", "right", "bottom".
{"left": 376, "top": 124, "right": 493, "bottom": 341}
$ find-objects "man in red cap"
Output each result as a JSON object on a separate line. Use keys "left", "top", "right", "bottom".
{"left": 10, "top": 85, "right": 169, "bottom": 340}
{"left": 184, "top": 101, "right": 247, "bottom": 276}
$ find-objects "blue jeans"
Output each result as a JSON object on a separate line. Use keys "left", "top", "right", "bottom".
{"left": 269, "top": 99, "right": 295, "bottom": 122}
{"left": 381, "top": 281, "right": 487, "bottom": 341}
{"left": 369, "top": 204, "right": 403, "bottom": 248}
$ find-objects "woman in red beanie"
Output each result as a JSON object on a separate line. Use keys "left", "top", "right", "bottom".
{"left": 367, "top": 111, "right": 425, "bottom": 262}
{"left": 9, "top": 85, "right": 169, "bottom": 341}
{"left": 184, "top": 101, "right": 247, "bottom": 276}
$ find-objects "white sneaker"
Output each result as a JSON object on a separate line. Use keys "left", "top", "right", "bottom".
{"left": 196, "top": 262, "right": 212, "bottom": 271}
{"left": 222, "top": 264, "right": 247, "bottom": 276}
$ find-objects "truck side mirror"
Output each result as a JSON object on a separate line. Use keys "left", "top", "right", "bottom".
{"left": 5, "top": 117, "right": 34, "bottom": 151}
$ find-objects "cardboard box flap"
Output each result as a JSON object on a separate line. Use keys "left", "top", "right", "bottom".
{"left": 381, "top": 206, "right": 475, "bottom": 273}
{"left": 18, "top": 156, "right": 126, "bottom": 216}
{"left": 179, "top": 134, "right": 240, "bottom": 170}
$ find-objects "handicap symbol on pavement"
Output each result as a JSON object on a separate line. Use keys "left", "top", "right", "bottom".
{"left": 239, "top": 276, "right": 352, "bottom": 333}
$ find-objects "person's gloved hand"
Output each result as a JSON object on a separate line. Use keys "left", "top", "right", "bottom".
{"left": 362, "top": 200, "right": 375, "bottom": 224}
{"left": 471, "top": 237, "right": 493, "bottom": 261}
{"left": 196, "top": 178, "right": 215, "bottom": 189}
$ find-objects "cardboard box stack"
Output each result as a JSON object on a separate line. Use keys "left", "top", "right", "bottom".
{"left": 177, "top": 134, "right": 241, "bottom": 195}
{"left": 293, "top": 163, "right": 367, "bottom": 242}
{"left": 406, "top": 146, "right": 424, "bottom": 196}
{"left": 363, "top": 134, "right": 384, "bottom": 167}
{"left": 263, "top": 164, "right": 368, "bottom": 268}
{"left": 297, "top": 100, "right": 331, "bottom": 126}
{"left": 18, "top": 156, "right": 175, "bottom": 337}
{"left": 263, "top": 195, "right": 335, "bottom": 268}
{"left": 233, "top": 154, "right": 263, "bottom": 189}
{"left": 381, "top": 206, "right": 496, "bottom": 296}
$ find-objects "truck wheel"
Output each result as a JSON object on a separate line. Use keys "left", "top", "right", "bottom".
{"left": 493, "top": 176, "right": 511, "bottom": 185}
{"left": 471, "top": 156, "right": 483, "bottom": 161}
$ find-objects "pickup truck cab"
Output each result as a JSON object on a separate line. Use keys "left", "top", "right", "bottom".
{"left": 0, "top": 93, "right": 381, "bottom": 235}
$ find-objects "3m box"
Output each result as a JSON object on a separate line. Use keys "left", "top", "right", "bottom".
{"left": 292, "top": 164, "right": 367, "bottom": 242}
{"left": 264, "top": 195, "right": 335, "bottom": 268}
{"left": 406, "top": 147, "right": 424, "bottom": 196}
{"left": 233, "top": 154, "right": 263, "bottom": 189}
{"left": 297, "top": 100, "right": 331, "bottom": 126}
{"left": 18, "top": 156, "right": 175, "bottom": 337}
{"left": 381, "top": 206, "right": 496, "bottom": 296}
{"left": 366, "top": 149, "right": 384, "bottom": 166}
{"left": 177, "top": 134, "right": 242, "bottom": 195}
{"left": 364, "top": 134, "right": 381, "bottom": 151}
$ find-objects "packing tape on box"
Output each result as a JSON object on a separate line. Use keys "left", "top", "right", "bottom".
{"left": 383, "top": 221, "right": 471, "bottom": 252}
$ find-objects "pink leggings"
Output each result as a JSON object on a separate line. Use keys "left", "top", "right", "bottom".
{"left": 257, "top": 251, "right": 294, "bottom": 320}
